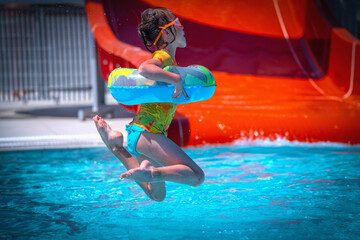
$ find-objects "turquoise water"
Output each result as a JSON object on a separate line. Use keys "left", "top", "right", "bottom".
{"left": 1, "top": 143, "right": 360, "bottom": 239}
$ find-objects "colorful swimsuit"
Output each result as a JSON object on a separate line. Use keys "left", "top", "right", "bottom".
{"left": 126, "top": 50, "right": 177, "bottom": 155}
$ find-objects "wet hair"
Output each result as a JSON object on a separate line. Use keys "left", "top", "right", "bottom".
{"left": 138, "top": 7, "right": 177, "bottom": 52}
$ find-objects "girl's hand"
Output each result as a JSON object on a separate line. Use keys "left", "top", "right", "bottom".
{"left": 172, "top": 79, "right": 189, "bottom": 99}
{"left": 139, "top": 58, "right": 189, "bottom": 99}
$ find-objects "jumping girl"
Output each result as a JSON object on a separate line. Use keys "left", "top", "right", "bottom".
{"left": 93, "top": 7, "right": 204, "bottom": 202}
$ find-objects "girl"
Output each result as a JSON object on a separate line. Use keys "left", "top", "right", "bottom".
{"left": 93, "top": 7, "right": 204, "bottom": 202}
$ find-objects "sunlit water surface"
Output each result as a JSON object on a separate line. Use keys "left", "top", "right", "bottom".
{"left": 1, "top": 142, "right": 360, "bottom": 239}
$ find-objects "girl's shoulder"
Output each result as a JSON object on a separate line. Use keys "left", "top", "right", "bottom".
{"left": 152, "top": 50, "right": 176, "bottom": 67}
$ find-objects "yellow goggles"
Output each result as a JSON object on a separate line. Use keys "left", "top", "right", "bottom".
{"left": 153, "top": 18, "right": 182, "bottom": 45}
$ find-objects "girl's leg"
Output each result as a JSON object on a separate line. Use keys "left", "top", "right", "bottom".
{"left": 93, "top": 116, "right": 166, "bottom": 201}
{"left": 121, "top": 131, "right": 205, "bottom": 187}
{"left": 135, "top": 155, "right": 166, "bottom": 201}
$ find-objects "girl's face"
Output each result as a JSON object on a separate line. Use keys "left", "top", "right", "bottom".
{"left": 162, "top": 17, "right": 186, "bottom": 48}
{"left": 173, "top": 21, "right": 186, "bottom": 48}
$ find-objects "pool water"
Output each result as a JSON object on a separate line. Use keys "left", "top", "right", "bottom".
{"left": 1, "top": 143, "right": 360, "bottom": 239}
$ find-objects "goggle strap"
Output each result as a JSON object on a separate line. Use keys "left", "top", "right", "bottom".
{"left": 153, "top": 30, "right": 163, "bottom": 46}
{"left": 153, "top": 20, "right": 178, "bottom": 45}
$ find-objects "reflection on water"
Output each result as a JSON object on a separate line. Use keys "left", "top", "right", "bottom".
{"left": 0, "top": 144, "right": 359, "bottom": 239}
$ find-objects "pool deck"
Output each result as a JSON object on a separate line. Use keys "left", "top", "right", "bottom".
{"left": 0, "top": 97, "right": 134, "bottom": 151}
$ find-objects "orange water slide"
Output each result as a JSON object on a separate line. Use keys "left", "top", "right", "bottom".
{"left": 85, "top": 0, "right": 360, "bottom": 145}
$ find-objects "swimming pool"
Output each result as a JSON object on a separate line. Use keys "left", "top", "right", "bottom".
{"left": 1, "top": 142, "right": 359, "bottom": 239}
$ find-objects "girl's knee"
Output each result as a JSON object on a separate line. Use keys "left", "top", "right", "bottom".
{"left": 193, "top": 169, "right": 205, "bottom": 187}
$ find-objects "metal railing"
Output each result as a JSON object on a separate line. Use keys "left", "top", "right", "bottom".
{"left": 0, "top": 5, "right": 96, "bottom": 103}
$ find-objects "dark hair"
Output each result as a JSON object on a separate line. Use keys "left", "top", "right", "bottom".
{"left": 138, "top": 7, "right": 176, "bottom": 52}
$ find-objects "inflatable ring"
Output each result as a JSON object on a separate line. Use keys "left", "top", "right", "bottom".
{"left": 108, "top": 65, "right": 216, "bottom": 105}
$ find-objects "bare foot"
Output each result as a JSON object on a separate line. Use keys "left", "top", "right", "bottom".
{"left": 120, "top": 160, "right": 159, "bottom": 183}
{"left": 93, "top": 115, "right": 123, "bottom": 151}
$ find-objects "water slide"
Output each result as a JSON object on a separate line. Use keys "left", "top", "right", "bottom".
{"left": 85, "top": 0, "right": 360, "bottom": 146}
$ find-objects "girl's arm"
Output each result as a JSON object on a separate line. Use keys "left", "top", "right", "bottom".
{"left": 138, "top": 58, "right": 189, "bottom": 99}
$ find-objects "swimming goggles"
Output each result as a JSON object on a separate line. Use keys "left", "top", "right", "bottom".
{"left": 153, "top": 17, "right": 182, "bottom": 45}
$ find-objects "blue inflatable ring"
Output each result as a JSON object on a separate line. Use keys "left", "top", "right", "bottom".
{"left": 108, "top": 65, "right": 216, "bottom": 105}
